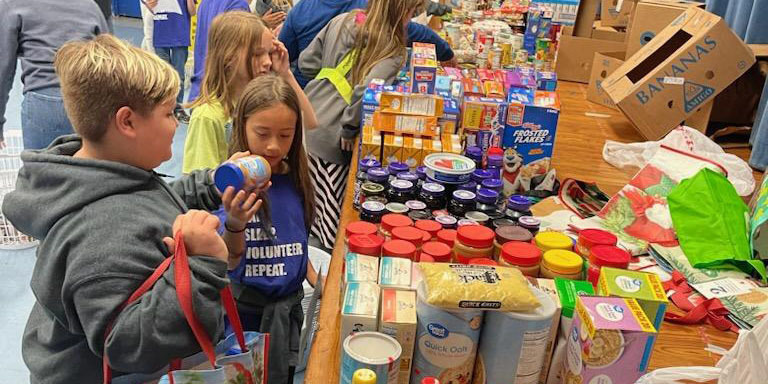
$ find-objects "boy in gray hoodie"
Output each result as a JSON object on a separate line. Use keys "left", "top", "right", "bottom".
{"left": 2, "top": 34, "right": 235, "bottom": 383}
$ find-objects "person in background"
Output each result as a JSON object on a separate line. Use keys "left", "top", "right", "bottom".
{"left": 140, "top": 0, "right": 155, "bottom": 51}
{"left": 279, "top": 0, "right": 455, "bottom": 88}
{"left": 147, "top": 0, "right": 197, "bottom": 123}
{"left": 251, "top": 0, "right": 289, "bottom": 29}
{"left": 220, "top": 74, "right": 318, "bottom": 384}
{"left": 94, "top": 0, "right": 114, "bottom": 32}
{"left": 189, "top": 0, "right": 287, "bottom": 102}
{"left": 183, "top": 11, "right": 316, "bottom": 173}
{"left": 0, "top": 0, "right": 108, "bottom": 150}
{"left": 299, "top": 0, "right": 424, "bottom": 248}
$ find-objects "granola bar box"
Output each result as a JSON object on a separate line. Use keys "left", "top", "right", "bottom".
{"left": 563, "top": 296, "right": 657, "bottom": 384}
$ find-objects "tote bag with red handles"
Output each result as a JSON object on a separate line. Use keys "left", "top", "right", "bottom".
{"left": 103, "top": 231, "right": 269, "bottom": 384}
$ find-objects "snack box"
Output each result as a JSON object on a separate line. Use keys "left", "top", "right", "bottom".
{"left": 484, "top": 80, "right": 506, "bottom": 99}
{"left": 564, "top": 296, "right": 657, "bottom": 384}
{"left": 402, "top": 136, "right": 424, "bottom": 170}
{"left": 598, "top": 267, "right": 669, "bottom": 330}
{"left": 360, "top": 127, "right": 382, "bottom": 161}
{"left": 410, "top": 42, "right": 438, "bottom": 94}
{"left": 382, "top": 133, "right": 404, "bottom": 166}
{"left": 506, "top": 68, "right": 537, "bottom": 91}
{"left": 462, "top": 77, "right": 485, "bottom": 97}
{"left": 379, "top": 289, "right": 418, "bottom": 384}
{"left": 439, "top": 97, "right": 461, "bottom": 135}
{"left": 344, "top": 252, "right": 380, "bottom": 286}
{"left": 536, "top": 71, "right": 557, "bottom": 91}
{"left": 380, "top": 92, "right": 444, "bottom": 117}
{"left": 462, "top": 96, "right": 508, "bottom": 132}
{"left": 379, "top": 257, "right": 413, "bottom": 290}
{"left": 441, "top": 134, "right": 462, "bottom": 155}
{"left": 340, "top": 282, "right": 381, "bottom": 347}
{"left": 422, "top": 138, "right": 442, "bottom": 158}
{"left": 502, "top": 90, "right": 560, "bottom": 195}
{"left": 374, "top": 112, "right": 439, "bottom": 137}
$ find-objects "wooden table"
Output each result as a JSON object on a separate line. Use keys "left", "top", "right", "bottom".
{"left": 304, "top": 81, "right": 753, "bottom": 383}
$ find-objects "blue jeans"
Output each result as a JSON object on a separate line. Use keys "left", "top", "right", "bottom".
{"left": 20, "top": 88, "right": 74, "bottom": 150}
{"left": 155, "top": 46, "right": 188, "bottom": 108}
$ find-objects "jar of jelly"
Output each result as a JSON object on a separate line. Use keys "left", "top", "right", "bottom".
{"left": 471, "top": 169, "right": 493, "bottom": 188}
{"left": 465, "top": 211, "right": 489, "bottom": 226}
{"left": 492, "top": 218, "right": 516, "bottom": 230}
{"left": 458, "top": 181, "right": 477, "bottom": 192}
{"left": 397, "top": 172, "right": 420, "bottom": 190}
{"left": 481, "top": 178, "right": 504, "bottom": 205}
{"left": 360, "top": 201, "right": 386, "bottom": 224}
{"left": 486, "top": 210, "right": 505, "bottom": 225}
{"left": 214, "top": 155, "right": 271, "bottom": 192}
{"left": 366, "top": 195, "right": 387, "bottom": 205}
{"left": 387, "top": 162, "right": 409, "bottom": 182}
{"left": 415, "top": 166, "right": 427, "bottom": 188}
{"left": 360, "top": 182, "right": 385, "bottom": 207}
{"left": 366, "top": 167, "right": 390, "bottom": 189}
{"left": 466, "top": 146, "right": 483, "bottom": 169}
{"left": 408, "top": 209, "right": 432, "bottom": 221}
{"left": 420, "top": 183, "right": 447, "bottom": 210}
{"left": 505, "top": 195, "right": 532, "bottom": 221}
{"left": 435, "top": 214, "right": 458, "bottom": 229}
{"left": 353, "top": 158, "right": 381, "bottom": 211}
{"left": 387, "top": 179, "right": 415, "bottom": 204}
{"left": 486, "top": 154, "right": 503, "bottom": 179}
{"left": 518, "top": 216, "right": 541, "bottom": 235}
{"left": 448, "top": 190, "right": 476, "bottom": 218}
{"left": 476, "top": 188, "right": 500, "bottom": 213}
{"left": 385, "top": 202, "right": 408, "bottom": 215}
{"left": 406, "top": 200, "right": 427, "bottom": 212}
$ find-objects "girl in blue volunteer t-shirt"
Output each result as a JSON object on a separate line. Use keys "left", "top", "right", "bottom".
{"left": 219, "top": 74, "right": 318, "bottom": 384}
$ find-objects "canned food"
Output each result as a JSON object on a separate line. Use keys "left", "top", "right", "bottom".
{"left": 490, "top": 47, "right": 502, "bottom": 70}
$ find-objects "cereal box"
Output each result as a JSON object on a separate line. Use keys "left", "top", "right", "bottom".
{"left": 598, "top": 267, "right": 669, "bottom": 330}
{"left": 464, "top": 129, "right": 496, "bottom": 155}
{"left": 439, "top": 97, "right": 461, "bottom": 135}
{"left": 462, "top": 96, "right": 507, "bottom": 134}
{"left": 379, "top": 257, "right": 413, "bottom": 290}
{"left": 435, "top": 75, "right": 453, "bottom": 98}
{"left": 360, "top": 127, "right": 382, "bottom": 161}
{"left": 536, "top": 71, "right": 558, "bottom": 91}
{"left": 484, "top": 81, "right": 506, "bottom": 99}
{"left": 380, "top": 92, "right": 444, "bottom": 117}
{"left": 341, "top": 282, "right": 381, "bottom": 346}
{"left": 502, "top": 90, "right": 560, "bottom": 195}
{"left": 441, "top": 134, "right": 462, "bottom": 155}
{"left": 379, "top": 289, "right": 418, "bottom": 384}
{"left": 506, "top": 68, "right": 537, "bottom": 91}
{"left": 402, "top": 136, "right": 423, "bottom": 170}
{"left": 410, "top": 42, "right": 438, "bottom": 94}
{"left": 382, "top": 133, "right": 403, "bottom": 166}
{"left": 344, "top": 252, "right": 380, "bottom": 286}
{"left": 462, "top": 77, "right": 485, "bottom": 97}
{"left": 374, "top": 112, "right": 439, "bottom": 137}
{"left": 477, "top": 69, "right": 496, "bottom": 83}
{"left": 564, "top": 296, "right": 657, "bottom": 384}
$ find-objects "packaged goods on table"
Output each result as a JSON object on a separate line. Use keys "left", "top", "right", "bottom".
{"left": 519, "top": 216, "right": 542, "bottom": 235}
{"left": 585, "top": 246, "right": 631, "bottom": 288}
{"left": 421, "top": 241, "right": 453, "bottom": 263}
{"left": 341, "top": 332, "right": 401, "bottom": 384}
{"left": 499, "top": 241, "right": 542, "bottom": 276}
{"left": 410, "top": 42, "right": 438, "bottom": 94}
{"left": 379, "top": 256, "right": 413, "bottom": 290}
{"left": 361, "top": 128, "right": 382, "bottom": 162}
{"left": 345, "top": 252, "right": 380, "bottom": 286}
{"left": 341, "top": 282, "right": 381, "bottom": 346}
{"left": 540, "top": 250, "right": 583, "bottom": 280}
{"left": 361, "top": 201, "right": 387, "bottom": 224}
{"left": 379, "top": 289, "right": 418, "bottom": 384}
{"left": 535, "top": 231, "right": 573, "bottom": 252}
{"left": 380, "top": 214, "right": 413, "bottom": 240}
{"left": 548, "top": 279, "right": 595, "bottom": 384}
{"left": 354, "top": 159, "right": 382, "bottom": 210}
{"left": 598, "top": 267, "right": 669, "bottom": 330}
{"left": 453, "top": 225, "right": 495, "bottom": 263}
{"left": 494, "top": 225, "right": 533, "bottom": 257}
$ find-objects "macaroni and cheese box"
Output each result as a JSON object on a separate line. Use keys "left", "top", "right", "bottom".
{"left": 341, "top": 282, "right": 381, "bottom": 347}
{"left": 379, "top": 289, "right": 418, "bottom": 384}
{"left": 360, "top": 127, "right": 382, "bottom": 161}
{"left": 536, "top": 71, "right": 558, "bottom": 91}
{"left": 410, "top": 42, "right": 438, "bottom": 94}
{"left": 374, "top": 112, "right": 439, "bottom": 136}
{"left": 462, "top": 97, "right": 507, "bottom": 132}
{"left": 598, "top": 267, "right": 669, "bottom": 330}
{"left": 443, "top": 66, "right": 463, "bottom": 80}
{"left": 441, "top": 134, "right": 462, "bottom": 154}
{"left": 344, "top": 252, "right": 380, "bottom": 286}
{"left": 502, "top": 90, "right": 560, "bottom": 195}
{"left": 382, "top": 133, "right": 404, "bottom": 166}
{"left": 462, "top": 77, "right": 485, "bottom": 97}
{"left": 379, "top": 257, "right": 413, "bottom": 290}
{"left": 564, "top": 296, "right": 657, "bottom": 384}
{"left": 439, "top": 97, "right": 461, "bottom": 135}
{"left": 402, "top": 136, "right": 423, "bottom": 169}
{"left": 380, "top": 92, "right": 444, "bottom": 117}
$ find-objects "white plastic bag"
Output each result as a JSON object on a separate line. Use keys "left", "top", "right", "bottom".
{"left": 603, "top": 126, "right": 756, "bottom": 196}
{"left": 636, "top": 315, "right": 768, "bottom": 384}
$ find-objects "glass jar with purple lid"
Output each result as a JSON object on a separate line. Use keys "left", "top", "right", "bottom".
{"left": 471, "top": 169, "right": 493, "bottom": 187}
{"left": 486, "top": 154, "right": 503, "bottom": 179}
{"left": 353, "top": 158, "right": 381, "bottom": 211}
{"left": 518, "top": 215, "right": 541, "bottom": 235}
{"left": 387, "top": 162, "right": 409, "bottom": 182}
{"left": 458, "top": 181, "right": 477, "bottom": 192}
{"left": 465, "top": 146, "right": 483, "bottom": 169}
{"left": 448, "top": 189, "right": 477, "bottom": 218}
{"left": 415, "top": 166, "right": 427, "bottom": 188}
{"left": 435, "top": 214, "right": 458, "bottom": 229}
{"left": 366, "top": 167, "right": 390, "bottom": 188}
{"left": 397, "top": 172, "right": 420, "bottom": 194}
{"left": 506, "top": 194, "right": 533, "bottom": 221}
{"left": 387, "top": 179, "right": 415, "bottom": 204}
{"left": 481, "top": 178, "right": 504, "bottom": 205}
{"left": 476, "top": 188, "right": 500, "bottom": 213}
{"left": 420, "top": 182, "right": 447, "bottom": 210}
{"left": 360, "top": 201, "right": 386, "bottom": 224}
{"left": 405, "top": 200, "right": 427, "bottom": 212}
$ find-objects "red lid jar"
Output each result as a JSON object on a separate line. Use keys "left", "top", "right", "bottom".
{"left": 457, "top": 225, "right": 495, "bottom": 248}
{"left": 380, "top": 214, "right": 413, "bottom": 235}
{"left": 500, "top": 241, "right": 542, "bottom": 277}
{"left": 419, "top": 253, "right": 435, "bottom": 263}
{"left": 345, "top": 221, "right": 378, "bottom": 240}
{"left": 420, "top": 241, "right": 452, "bottom": 263}
{"left": 347, "top": 234, "right": 385, "bottom": 257}
{"left": 587, "top": 245, "right": 631, "bottom": 287}
{"left": 469, "top": 258, "right": 499, "bottom": 266}
{"left": 382, "top": 239, "right": 417, "bottom": 260}
{"left": 392, "top": 226, "right": 426, "bottom": 248}
{"left": 415, "top": 220, "right": 442, "bottom": 239}
{"left": 577, "top": 229, "right": 618, "bottom": 257}
{"left": 436, "top": 229, "right": 457, "bottom": 247}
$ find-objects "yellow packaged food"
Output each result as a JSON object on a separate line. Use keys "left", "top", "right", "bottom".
{"left": 419, "top": 263, "right": 541, "bottom": 311}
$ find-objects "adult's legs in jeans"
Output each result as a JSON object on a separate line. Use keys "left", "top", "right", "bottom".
{"left": 157, "top": 47, "right": 188, "bottom": 108}
{"left": 20, "top": 88, "right": 74, "bottom": 150}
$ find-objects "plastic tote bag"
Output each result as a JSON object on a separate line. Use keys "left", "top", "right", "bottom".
{"left": 636, "top": 315, "right": 768, "bottom": 384}
{"left": 668, "top": 168, "right": 767, "bottom": 282}
{"left": 104, "top": 231, "right": 269, "bottom": 384}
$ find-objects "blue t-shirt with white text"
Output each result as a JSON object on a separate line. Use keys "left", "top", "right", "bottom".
{"left": 153, "top": 0, "right": 191, "bottom": 48}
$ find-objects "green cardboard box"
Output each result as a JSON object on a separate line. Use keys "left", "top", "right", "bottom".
{"left": 598, "top": 267, "right": 668, "bottom": 330}
{"left": 554, "top": 278, "right": 595, "bottom": 319}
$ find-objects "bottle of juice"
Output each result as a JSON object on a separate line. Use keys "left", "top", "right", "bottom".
{"left": 214, "top": 155, "right": 271, "bottom": 192}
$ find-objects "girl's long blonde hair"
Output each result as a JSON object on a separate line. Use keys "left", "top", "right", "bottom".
{"left": 189, "top": 11, "right": 267, "bottom": 116}
{"left": 230, "top": 75, "right": 316, "bottom": 233}
{"left": 348, "top": 0, "right": 426, "bottom": 86}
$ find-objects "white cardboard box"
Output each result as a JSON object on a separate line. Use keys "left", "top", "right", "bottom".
{"left": 379, "top": 289, "right": 418, "bottom": 384}
{"left": 340, "top": 282, "right": 381, "bottom": 348}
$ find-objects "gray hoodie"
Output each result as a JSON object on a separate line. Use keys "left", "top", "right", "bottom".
{"left": 300, "top": 12, "right": 404, "bottom": 164}
{"left": 2, "top": 136, "right": 228, "bottom": 383}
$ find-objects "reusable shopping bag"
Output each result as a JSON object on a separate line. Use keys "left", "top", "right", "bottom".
{"left": 668, "top": 168, "right": 766, "bottom": 282}
{"left": 104, "top": 231, "right": 269, "bottom": 384}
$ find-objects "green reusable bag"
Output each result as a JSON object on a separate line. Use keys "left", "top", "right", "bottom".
{"left": 668, "top": 168, "right": 767, "bottom": 282}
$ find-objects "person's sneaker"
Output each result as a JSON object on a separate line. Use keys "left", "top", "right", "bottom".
{"left": 174, "top": 108, "right": 190, "bottom": 124}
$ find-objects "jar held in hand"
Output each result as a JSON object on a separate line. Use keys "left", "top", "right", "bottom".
{"left": 214, "top": 155, "right": 271, "bottom": 192}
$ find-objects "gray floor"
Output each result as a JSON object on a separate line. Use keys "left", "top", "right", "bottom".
{"left": 1, "top": 16, "right": 305, "bottom": 383}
